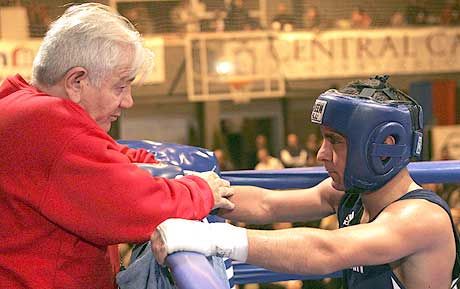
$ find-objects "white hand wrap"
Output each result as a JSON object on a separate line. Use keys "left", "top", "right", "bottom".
{"left": 157, "top": 218, "right": 248, "bottom": 262}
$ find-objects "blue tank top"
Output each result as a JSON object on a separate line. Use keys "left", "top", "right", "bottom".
{"left": 337, "top": 189, "right": 460, "bottom": 289}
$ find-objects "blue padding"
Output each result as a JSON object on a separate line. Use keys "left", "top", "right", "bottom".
{"left": 407, "top": 160, "right": 460, "bottom": 184}
{"left": 118, "top": 140, "right": 220, "bottom": 174}
{"left": 221, "top": 161, "right": 460, "bottom": 189}
{"left": 232, "top": 262, "right": 341, "bottom": 284}
{"left": 166, "top": 252, "right": 229, "bottom": 289}
{"left": 222, "top": 167, "right": 328, "bottom": 189}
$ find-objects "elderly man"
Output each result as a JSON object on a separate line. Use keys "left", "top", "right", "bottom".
{"left": 0, "top": 3, "right": 233, "bottom": 288}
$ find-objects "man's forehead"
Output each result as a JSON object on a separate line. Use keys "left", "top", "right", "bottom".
{"left": 320, "top": 126, "right": 345, "bottom": 138}
{"left": 111, "top": 67, "right": 136, "bottom": 82}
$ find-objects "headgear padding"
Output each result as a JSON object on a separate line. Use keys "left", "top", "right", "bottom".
{"left": 311, "top": 83, "right": 423, "bottom": 193}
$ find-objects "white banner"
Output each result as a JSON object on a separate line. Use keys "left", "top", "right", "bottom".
{"left": 275, "top": 27, "right": 460, "bottom": 79}
{"left": 0, "top": 37, "right": 165, "bottom": 84}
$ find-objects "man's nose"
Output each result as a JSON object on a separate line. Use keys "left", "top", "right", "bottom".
{"left": 121, "top": 89, "right": 134, "bottom": 108}
{"left": 316, "top": 141, "right": 331, "bottom": 162}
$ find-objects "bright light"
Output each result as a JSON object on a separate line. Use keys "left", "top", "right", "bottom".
{"left": 215, "top": 60, "right": 234, "bottom": 75}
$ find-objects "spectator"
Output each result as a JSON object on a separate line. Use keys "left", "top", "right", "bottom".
{"left": 214, "top": 9, "right": 227, "bottom": 32}
{"left": 405, "top": 0, "right": 427, "bottom": 25}
{"left": 389, "top": 11, "right": 407, "bottom": 27}
{"left": 170, "top": 0, "right": 207, "bottom": 32}
{"left": 214, "top": 148, "right": 235, "bottom": 171}
{"left": 350, "top": 6, "right": 372, "bottom": 28}
{"left": 255, "top": 134, "right": 268, "bottom": 150}
{"left": 303, "top": 6, "right": 322, "bottom": 30}
{"left": 271, "top": 2, "right": 296, "bottom": 32}
{"left": 0, "top": 0, "right": 17, "bottom": 5}
{"left": 255, "top": 148, "right": 284, "bottom": 170}
{"left": 441, "top": 0, "right": 460, "bottom": 25}
{"left": 280, "top": 133, "right": 307, "bottom": 168}
{"left": 247, "top": 134, "right": 269, "bottom": 169}
{"left": 224, "top": 0, "right": 252, "bottom": 31}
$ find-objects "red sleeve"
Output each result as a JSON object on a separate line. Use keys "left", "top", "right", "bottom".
{"left": 117, "top": 144, "right": 157, "bottom": 164}
{"left": 40, "top": 129, "right": 214, "bottom": 245}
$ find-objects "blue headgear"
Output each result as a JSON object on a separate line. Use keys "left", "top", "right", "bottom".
{"left": 311, "top": 82, "right": 423, "bottom": 194}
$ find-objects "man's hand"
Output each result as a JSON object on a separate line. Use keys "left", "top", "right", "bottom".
{"left": 151, "top": 218, "right": 248, "bottom": 265}
{"left": 185, "top": 171, "right": 235, "bottom": 210}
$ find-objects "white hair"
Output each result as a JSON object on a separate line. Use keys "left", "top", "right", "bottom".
{"left": 32, "top": 3, "right": 152, "bottom": 87}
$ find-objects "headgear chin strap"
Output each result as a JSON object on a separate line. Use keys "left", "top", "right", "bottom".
{"left": 311, "top": 88, "right": 423, "bottom": 194}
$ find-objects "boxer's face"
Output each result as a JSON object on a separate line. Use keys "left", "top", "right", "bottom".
{"left": 79, "top": 66, "right": 135, "bottom": 132}
{"left": 317, "top": 126, "right": 347, "bottom": 191}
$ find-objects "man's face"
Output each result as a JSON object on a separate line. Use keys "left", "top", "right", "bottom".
{"left": 287, "top": 134, "right": 298, "bottom": 147}
{"left": 317, "top": 126, "right": 347, "bottom": 191}
{"left": 257, "top": 149, "right": 269, "bottom": 162}
{"left": 256, "top": 135, "right": 267, "bottom": 148}
{"left": 79, "top": 66, "right": 135, "bottom": 132}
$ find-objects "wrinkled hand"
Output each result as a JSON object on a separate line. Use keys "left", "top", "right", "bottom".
{"left": 185, "top": 171, "right": 235, "bottom": 210}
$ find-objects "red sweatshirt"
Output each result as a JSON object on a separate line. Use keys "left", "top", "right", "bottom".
{"left": 0, "top": 75, "right": 214, "bottom": 289}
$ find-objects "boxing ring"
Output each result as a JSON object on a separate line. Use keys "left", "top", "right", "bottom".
{"left": 167, "top": 160, "right": 460, "bottom": 288}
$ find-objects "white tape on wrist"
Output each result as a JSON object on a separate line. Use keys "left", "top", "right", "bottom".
{"left": 210, "top": 223, "right": 248, "bottom": 261}
{"left": 157, "top": 219, "right": 248, "bottom": 262}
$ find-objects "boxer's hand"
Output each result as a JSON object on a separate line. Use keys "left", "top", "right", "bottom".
{"left": 151, "top": 218, "right": 248, "bottom": 265}
{"left": 185, "top": 171, "right": 235, "bottom": 210}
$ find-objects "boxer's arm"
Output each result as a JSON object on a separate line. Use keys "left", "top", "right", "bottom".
{"left": 244, "top": 199, "right": 453, "bottom": 275}
{"left": 153, "top": 199, "right": 452, "bottom": 275}
{"left": 219, "top": 178, "right": 344, "bottom": 223}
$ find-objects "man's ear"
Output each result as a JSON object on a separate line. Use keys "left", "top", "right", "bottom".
{"left": 384, "top": 135, "right": 396, "bottom": 145}
{"left": 64, "top": 67, "right": 88, "bottom": 103}
{"left": 380, "top": 136, "right": 396, "bottom": 161}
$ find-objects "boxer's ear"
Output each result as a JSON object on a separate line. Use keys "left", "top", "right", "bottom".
{"left": 64, "top": 67, "right": 88, "bottom": 104}
{"left": 381, "top": 136, "right": 396, "bottom": 161}
{"left": 384, "top": 135, "right": 396, "bottom": 145}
